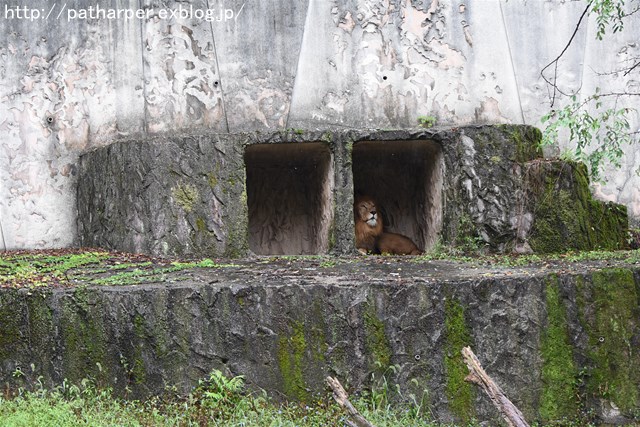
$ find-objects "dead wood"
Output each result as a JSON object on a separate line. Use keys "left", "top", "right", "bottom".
{"left": 326, "top": 376, "right": 377, "bottom": 427}
{"left": 462, "top": 346, "right": 530, "bottom": 427}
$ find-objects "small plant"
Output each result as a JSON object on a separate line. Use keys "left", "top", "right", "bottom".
{"left": 417, "top": 115, "right": 437, "bottom": 128}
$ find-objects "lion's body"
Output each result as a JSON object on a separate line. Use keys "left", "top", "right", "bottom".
{"left": 354, "top": 195, "right": 421, "bottom": 255}
{"left": 377, "top": 232, "right": 422, "bottom": 255}
{"left": 354, "top": 195, "right": 383, "bottom": 254}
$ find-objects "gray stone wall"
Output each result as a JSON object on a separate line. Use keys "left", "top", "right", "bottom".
{"left": 77, "top": 125, "right": 628, "bottom": 257}
{"left": 1, "top": 0, "right": 639, "bottom": 249}
{"left": 1, "top": 260, "right": 639, "bottom": 424}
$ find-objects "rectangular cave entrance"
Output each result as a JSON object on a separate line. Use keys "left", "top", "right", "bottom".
{"left": 352, "top": 139, "right": 443, "bottom": 252}
{"left": 244, "top": 142, "right": 334, "bottom": 255}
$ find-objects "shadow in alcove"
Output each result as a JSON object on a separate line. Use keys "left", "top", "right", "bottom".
{"left": 352, "top": 139, "right": 443, "bottom": 252}
{"left": 244, "top": 142, "right": 334, "bottom": 255}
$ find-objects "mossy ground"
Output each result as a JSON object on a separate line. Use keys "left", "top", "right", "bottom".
{"left": 0, "top": 249, "right": 237, "bottom": 289}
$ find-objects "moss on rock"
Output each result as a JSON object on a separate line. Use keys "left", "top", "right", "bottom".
{"left": 363, "top": 303, "right": 392, "bottom": 373}
{"left": 277, "top": 321, "right": 309, "bottom": 401}
{"left": 443, "top": 298, "right": 475, "bottom": 423}
{"left": 527, "top": 161, "right": 628, "bottom": 253}
{"left": 0, "top": 292, "right": 22, "bottom": 359}
{"left": 539, "top": 275, "right": 578, "bottom": 421}
{"left": 171, "top": 183, "right": 199, "bottom": 213}
{"left": 61, "top": 288, "right": 109, "bottom": 383}
{"left": 581, "top": 268, "right": 640, "bottom": 413}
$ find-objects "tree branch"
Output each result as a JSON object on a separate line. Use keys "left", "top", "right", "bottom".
{"left": 624, "top": 60, "right": 640, "bottom": 76}
{"left": 541, "top": 3, "right": 591, "bottom": 107}
{"left": 462, "top": 347, "right": 530, "bottom": 427}
{"left": 326, "top": 376, "right": 377, "bottom": 427}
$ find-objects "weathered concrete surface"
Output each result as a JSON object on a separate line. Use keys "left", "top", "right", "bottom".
{"left": 1, "top": 257, "right": 639, "bottom": 425}
{"left": 1, "top": 1, "right": 639, "bottom": 250}
{"left": 77, "top": 125, "right": 629, "bottom": 257}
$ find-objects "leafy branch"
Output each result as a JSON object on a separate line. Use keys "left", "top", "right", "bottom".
{"left": 540, "top": 0, "right": 639, "bottom": 180}
{"left": 541, "top": 91, "right": 635, "bottom": 181}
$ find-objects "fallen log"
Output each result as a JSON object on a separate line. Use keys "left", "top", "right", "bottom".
{"left": 326, "top": 376, "right": 377, "bottom": 427}
{"left": 462, "top": 346, "right": 530, "bottom": 427}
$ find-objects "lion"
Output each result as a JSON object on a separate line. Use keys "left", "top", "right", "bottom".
{"left": 354, "top": 195, "right": 422, "bottom": 255}
{"left": 376, "top": 232, "right": 422, "bottom": 256}
{"left": 354, "top": 194, "right": 383, "bottom": 254}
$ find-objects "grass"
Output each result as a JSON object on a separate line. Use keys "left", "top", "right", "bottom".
{"left": 0, "top": 249, "right": 238, "bottom": 289}
{"left": 413, "top": 243, "right": 640, "bottom": 267}
{"left": 1, "top": 368, "right": 605, "bottom": 427}
{"left": 0, "top": 370, "right": 473, "bottom": 427}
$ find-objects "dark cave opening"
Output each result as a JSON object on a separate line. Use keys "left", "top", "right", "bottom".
{"left": 244, "top": 143, "right": 334, "bottom": 255}
{"left": 352, "top": 139, "right": 443, "bottom": 252}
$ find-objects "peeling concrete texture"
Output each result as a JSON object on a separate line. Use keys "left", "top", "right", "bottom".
{"left": 1, "top": 259, "right": 639, "bottom": 424}
{"left": 1, "top": 0, "right": 639, "bottom": 249}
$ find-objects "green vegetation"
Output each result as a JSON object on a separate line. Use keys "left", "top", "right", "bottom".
{"left": 414, "top": 244, "right": 640, "bottom": 268}
{"left": 539, "top": 276, "right": 578, "bottom": 421}
{"left": 277, "top": 321, "right": 309, "bottom": 401}
{"left": 417, "top": 115, "right": 437, "bottom": 128}
{"left": 363, "top": 304, "right": 392, "bottom": 373}
{"left": 0, "top": 371, "right": 473, "bottom": 427}
{"left": 171, "top": 182, "right": 200, "bottom": 213}
{"left": 580, "top": 268, "right": 640, "bottom": 412}
{"left": 0, "top": 250, "right": 238, "bottom": 289}
{"left": 443, "top": 298, "right": 474, "bottom": 423}
{"left": 526, "top": 161, "right": 628, "bottom": 253}
{"left": 540, "top": 0, "right": 638, "bottom": 182}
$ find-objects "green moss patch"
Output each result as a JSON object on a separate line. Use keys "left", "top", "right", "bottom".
{"left": 60, "top": 288, "right": 110, "bottom": 383}
{"left": 581, "top": 268, "right": 640, "bottom": 412}
{"left": 539, "top": 275, "right": 578, "bottom": 421}
{"left": 0, "top": 249, "right": 238, "bottom": 289}
{"left": 527, "top": 161, "right": 628, "bottom": 253}
{"left": 171, "top": 183, "right": 199, "bottom": 213}
{"left": 363, "top": 304, "right": 392, "bottom": 373}
{"left": 277, "top": 321, "right": 309, "bottom": 401}
{"left": 443, "top": 298, "right": 474, "bottom": 423}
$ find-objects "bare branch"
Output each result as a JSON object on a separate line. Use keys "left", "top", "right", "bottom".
{"left": 541, "top": 3, "right": 591, "bottom": 107}
{"left": 624, "top": 60, "right": 640, "bottom": 76}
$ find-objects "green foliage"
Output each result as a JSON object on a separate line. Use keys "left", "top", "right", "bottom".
{"left": 590, "top": 0, "right": 627, "bottom": 39}
{"left": 541, "top": 0, "right": 637, "bottom": 181}
{"left": 0, "top": 371, "right": 467, "bottom": 427}
{"left": 541, "top": 93, "right": 633, "bottom": 181}
{"left": 417, "top": 115, "right": 437, "bottom": 128}
{"left": 361, "top": 364, "right": 436, "bottom": 424}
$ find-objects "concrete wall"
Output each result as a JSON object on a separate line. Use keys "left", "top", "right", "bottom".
{"left": 1, "top": 0, "right": 639, "bottom": 249}
{"left": 2, "top": 262, "right": 639, "bottom": 424}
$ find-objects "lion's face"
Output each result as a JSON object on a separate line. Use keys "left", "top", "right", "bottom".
{"left": 356, "top": 198, "right": 379, "bottom": 228}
